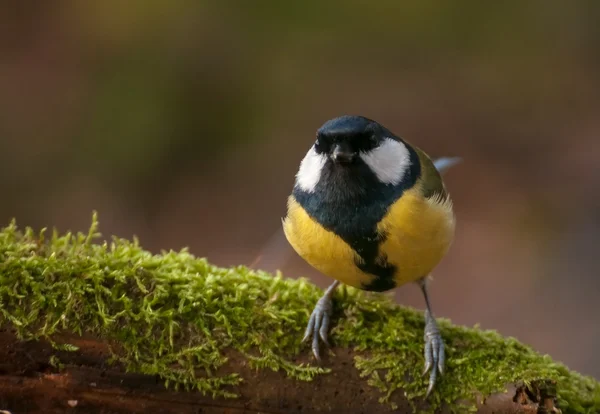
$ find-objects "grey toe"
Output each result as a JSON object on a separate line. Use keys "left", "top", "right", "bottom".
{"left": 303, "top": 295, "right": 334, "bottom": 361}
{"left": 423, "top": 310, "right": 445, "bottom": 398}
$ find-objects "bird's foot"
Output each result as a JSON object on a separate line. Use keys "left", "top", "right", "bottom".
{"left": 302, "top": 294, "right": 334, "bottom": 362}
{"left": 422, "top": 309, "right": 445, "bottom": 398}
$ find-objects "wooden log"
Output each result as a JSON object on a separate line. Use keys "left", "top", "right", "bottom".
{"left": 0, "top": 328, "right": 555, "bottom": 414}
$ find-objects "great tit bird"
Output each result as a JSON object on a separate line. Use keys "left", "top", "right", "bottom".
{"left": 282, "top": 115, "right": 460, "bottom": 396}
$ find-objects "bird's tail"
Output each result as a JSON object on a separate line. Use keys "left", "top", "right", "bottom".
{"left": 433, "top": 157, "right": 462, "bottom": 175}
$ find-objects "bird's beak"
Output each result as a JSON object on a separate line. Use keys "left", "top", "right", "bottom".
{"left": 331, "top": 144, "right": 355, "bottom": 163}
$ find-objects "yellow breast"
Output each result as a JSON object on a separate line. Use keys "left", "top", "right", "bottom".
{"left": 377, "top": 186, "right": 455, "bottom": 285}
{"left": 283, "top": 196, "right": 374, "bottom": 289}
{"left": 282, "top": 185, "right": 455, "bottom": 290}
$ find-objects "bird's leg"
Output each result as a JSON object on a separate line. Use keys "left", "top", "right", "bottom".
{"left": 419, "top": 278, "right": 445, "bottom": 398}
{"left": 302, "top": 280, "right": 340, "bottom": 361}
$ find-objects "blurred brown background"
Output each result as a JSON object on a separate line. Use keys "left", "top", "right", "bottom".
{"left": 1, "top": 2, "right": 599, "bottom": 379}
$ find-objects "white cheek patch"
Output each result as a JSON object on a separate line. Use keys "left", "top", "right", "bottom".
{"left": 359, "top": 138, "right": 411, "bottom": 185}
{"left": 295, "top": 146, "right": 327, "bottom": 192}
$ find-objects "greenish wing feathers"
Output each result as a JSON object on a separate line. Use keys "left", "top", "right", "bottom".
{"left": 414, "top": 148, "right": 448, "bottom": 200}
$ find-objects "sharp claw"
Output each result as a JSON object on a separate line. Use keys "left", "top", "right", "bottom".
{"left": 319, "top": 313, "right": 331, "bottom": 347}
{"left": 302, "top": 311, "right": 316, "bottom": 343}
{"left": 423, "top": 340, "right": 432, "bottom": 375}
{"left": 425, "top": 384, "right": 433, "bottom": 399}
{"left": 438, "top": 343, "right": 445, "bottom": 375}
{"left": 312, "top": 312, "right": 323, "bottom": 360}
{"left": 303, "top": 291, "right": 335, "bottom": 362}
{"left": 319, "top": 332, "right": 330, "bottom": 348}
{"left": 422, "top": 362, "right": 432, "bottom": 376}
{"left": 312, "top": 332, "right": 321, "bottom": 362}
{"left": 426, "top": 349, "right": 439, "bottom": 399}
{"left": 423, "top": 316, "right": 445, "bottom": 397}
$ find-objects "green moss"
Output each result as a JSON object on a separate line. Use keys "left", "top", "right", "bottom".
{"left": 0, "top": 212, "right": 598, "bottom": 413}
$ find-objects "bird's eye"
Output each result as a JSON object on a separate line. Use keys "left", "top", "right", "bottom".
{"left": 369, "top": 135, "right": 380, "bottom": 147}
{"left": 314, "top": 138, "right": 322, "bottom": 152}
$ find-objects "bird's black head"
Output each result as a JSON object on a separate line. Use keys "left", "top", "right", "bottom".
{"left": 294, "top": 115, "right": 417, "bottom": 202}
{"left": 315, "top": 115, "right": 389, "bottom": 164}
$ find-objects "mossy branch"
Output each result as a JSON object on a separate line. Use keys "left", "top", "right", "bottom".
{"left": 0, "top": 213, "right": 598, "bottom": 413}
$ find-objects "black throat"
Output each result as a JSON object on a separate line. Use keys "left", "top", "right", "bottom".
{"left": 292, "top": 146, "right": 421, "bottom": 292}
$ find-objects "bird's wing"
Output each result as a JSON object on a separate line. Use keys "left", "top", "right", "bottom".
{"left": 413, "top": 149, "right": 448, "bottom": 200}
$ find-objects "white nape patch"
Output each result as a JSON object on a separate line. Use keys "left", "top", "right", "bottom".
{"left": 360, "top": 138, "right": 410, "bottom": 185}
{"left": 295, "top": 146, "right": 327, "bottom": 192}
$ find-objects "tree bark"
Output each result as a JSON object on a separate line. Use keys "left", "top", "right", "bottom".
{"left": 0, "top": 328, "right": 557, "bottom": 414}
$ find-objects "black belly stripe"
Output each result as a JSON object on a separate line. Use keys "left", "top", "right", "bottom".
{"left": 292, "top": 143, "right": 421, "bottom": 292}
